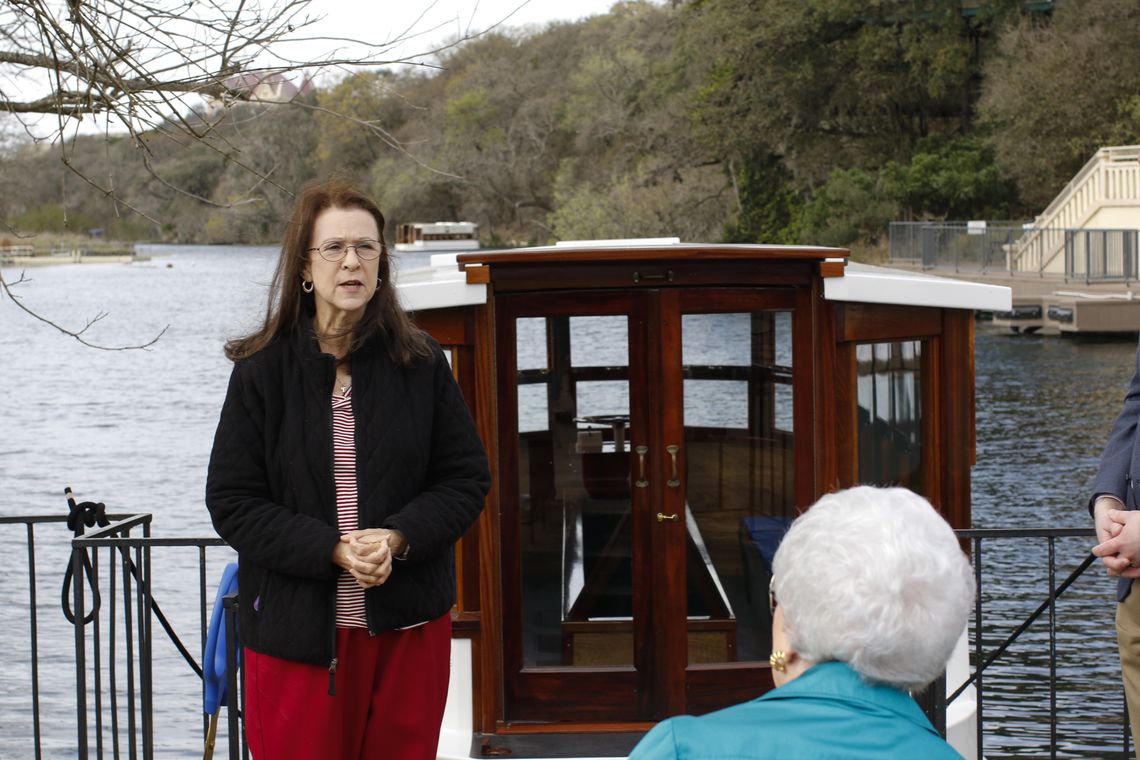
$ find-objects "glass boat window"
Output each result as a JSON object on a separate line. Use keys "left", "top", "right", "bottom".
{"left": 681, "top": 310, "right": 795, "bottom": 665}
{"left": 515, "top": 314, "right": 634, "bottom": 668}
{"left": 856, "top": 340, "right": 923, "bottom": 492}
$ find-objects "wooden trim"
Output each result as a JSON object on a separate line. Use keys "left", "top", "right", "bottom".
{"left": 793, "top": 286, "right": 816, "bottom": 510}
{"left": 465, "top": 265, "right": 490, "bottom": 284}
{"left": 474, "top": 299, "right": 502, "bottom": 733}
{"left": 451, "top": 611, "right": 481, "bottom": 636}
{"left": 459, "top": 243, "right": 848, "bottom": 268}
{"left": 818, "top": 260, "right": 846, "bottom": 278}
{"left": 922, "top": 336, "right": 943, "bottom": 512}
{"left": 838, "top": 303, "right": 943, "bottom": 342}
{"left": 653, "top": 289, "right": 687, "bottom": 718}
{"left": 813, "top": 290, "right": 840, "bottom": 495}
{"left": 939, "top": 312, "right": 974, "bottom": 530}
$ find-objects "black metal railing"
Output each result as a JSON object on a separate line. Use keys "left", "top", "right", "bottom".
{"left": 889, "top": 221, "right": 1140, "bottom": 283}
{"left": 951, "top": 527, "right": 1128, "bottom": 760}
{"left": 1, "top": 511, "right": 1130, "bottom": 759}
{"left": 1, "top": 511, "right": 238, "bottom": 760}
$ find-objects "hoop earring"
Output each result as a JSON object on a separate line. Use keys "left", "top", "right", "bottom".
{"left": 302, "top": 280, "right": 314, "bottom": 293}
{"left": 769, "top": 650, "right": 787, "bottom": 673}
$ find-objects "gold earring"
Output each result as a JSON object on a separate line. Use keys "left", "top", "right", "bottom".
{"left": 769, "top": 650, "right": 787, "bottom": 673}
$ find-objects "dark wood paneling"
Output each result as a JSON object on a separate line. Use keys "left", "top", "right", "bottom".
{"left": 476, "top": 730, "right": 646, "bottom": 758}
{"left": 505, "top": 670, "right": 641, "bottom": 722}
{"left": 813, "top": 288, "right": 840, "bottom": 496}
{"left": 838, "top": 302, "right": 943, "bottom": 342}
{"left": 793, "top": 287, "right": 816, "bottom": 510}
{"left": 459, "top": 243, "right": 847, "bottom": 268}
{"left": 684, "top": 664, "right": 775, "bottom": 716}
{"left": 450, "top": 341, "right": 482, "bottom": 614}
{"left": 473, "top": 299, "right": 502, "bottom": 733}
{"left": 488, "top": 262, "right": 815, "bottom": 293}
{"left": 412, "top": 306, "right": 473, "bottom": 345}
{"left": 653, "top": 289, "right": 687, "bottom": 718}
{"left": 922, "top": 336, "right": 944, "bottom": 512}
{"left": 677, "top": 288, "right": 797, "bottom": 312}
{"left": 940, "top": 312, "right": 974, "bottom": 530}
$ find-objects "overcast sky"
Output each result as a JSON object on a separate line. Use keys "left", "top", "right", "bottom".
{"left": 2, "top": 0, "right": 633, "bottom": 140}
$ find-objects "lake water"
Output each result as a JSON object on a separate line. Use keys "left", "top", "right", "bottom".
{"left": 0, "top": 246, "right": 1135, "bottom": 758}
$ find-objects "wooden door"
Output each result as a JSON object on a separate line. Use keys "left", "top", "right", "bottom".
{"left": 497, "top": 287, "right": 814, "bottom": 723}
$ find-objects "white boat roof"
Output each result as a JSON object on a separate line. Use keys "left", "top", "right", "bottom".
{"left": 394, "top": 252, "right": 1011, "bottom": 313}
{"left": 824, "top": 261, "right": 1011, "bottom": 311}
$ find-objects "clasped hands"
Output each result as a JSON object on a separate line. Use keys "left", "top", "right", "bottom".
{"left": 1092, "top": 497, "right": 1140, "bottom": 578}
{"left": 332, "top": 528, "right": 406, "bottom": 589}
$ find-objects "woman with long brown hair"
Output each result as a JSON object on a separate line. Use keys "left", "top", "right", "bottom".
{"left": 206, "top": 178, "right": 490, "bottom": 759}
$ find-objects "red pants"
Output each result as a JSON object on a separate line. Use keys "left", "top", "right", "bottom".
{"left": 242, "top": 615, "right": 451, "bottom": 760}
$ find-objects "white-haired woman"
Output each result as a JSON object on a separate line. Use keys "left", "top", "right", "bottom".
{"left": 629, "top": 486, "right": 974, "bottom": 759}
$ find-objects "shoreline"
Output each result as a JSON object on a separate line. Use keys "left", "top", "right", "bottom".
{"left": 0, "top": 247, "right": 148, "bottom": 266}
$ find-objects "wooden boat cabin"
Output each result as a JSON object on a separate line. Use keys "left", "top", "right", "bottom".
{"left": 393, "top": 240, "right": 1010, "bottom": 758}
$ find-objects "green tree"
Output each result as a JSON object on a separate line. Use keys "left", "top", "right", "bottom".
{"left": 679, "top": 0, "right": 997, "bottom": 189}
{"left": 978, "top": 0, "right": 1140, "bottom": 210}
{"left": 880, "top": 136, "right": 1016, "bottom": 220}
{"left": 722, "top": 153, "right": 803, "bottom": 244}
{"left": 800, "top": 168, "right": 897, "bottom": 247}
{"left": 315, "top": 71, "right": 409, "bottom": 182}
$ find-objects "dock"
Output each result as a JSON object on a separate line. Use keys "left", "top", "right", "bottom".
{"left": 0, "top": 245, "right": 147, "bottom": 266}
{"left": 882, "top": 258, "right": 1140, "bottom": 335}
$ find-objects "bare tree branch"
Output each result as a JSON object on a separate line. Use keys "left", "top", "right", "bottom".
{"left": 0, "top": 268, "right": 168, "bottom": 350}
{"left": 0, "top": 0, "right": 531, "bottom": 349}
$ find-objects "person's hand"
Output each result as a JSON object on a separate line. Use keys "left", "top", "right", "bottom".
{"left": 332, "top": 532, "right": 392, "bottom": 588}
{"left": 1092, "top": 506, "right": 1140, "bottom": 578}
{"left": 1094, "top": 496, "right": 1120, "bottom": 546}
{"left": 350, "top": 527, "right": 408, "bottom": 560}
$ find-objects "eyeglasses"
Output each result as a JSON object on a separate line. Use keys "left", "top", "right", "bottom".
{"left": 768, "top": 577, "right": 778, "bottom": 615}
{"left": 307, "top": 239, "right": 382, "bottom": 262}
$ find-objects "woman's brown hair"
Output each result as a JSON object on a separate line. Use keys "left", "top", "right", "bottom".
{"left": 224, "top": 178, "right": 431, "bottom": 365}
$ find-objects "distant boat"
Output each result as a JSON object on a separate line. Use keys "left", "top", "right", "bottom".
{"left": 394, "top": 221, "right": 480, "bottom": 252}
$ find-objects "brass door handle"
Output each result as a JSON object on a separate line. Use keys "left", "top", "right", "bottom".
{"left": 656, "top": 512, "right": 679, "bottom": 522}
{"left": 635, "top": 445, "right": 649, "bottom": 488}
{"left": 666, "top": 445, "right": 680, "bottom": 487}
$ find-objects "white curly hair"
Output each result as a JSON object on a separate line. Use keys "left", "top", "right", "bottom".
{"left": 771, "top": 485, "right": 975, "bottom": 692}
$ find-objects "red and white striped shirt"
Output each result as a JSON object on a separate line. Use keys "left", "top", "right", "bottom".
{"left": 333, "top": 389, "right": 367, "bottom": 628}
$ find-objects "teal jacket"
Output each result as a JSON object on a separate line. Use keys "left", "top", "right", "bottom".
{"left": 629, "top": 661, "right": 963, "bottom": 760}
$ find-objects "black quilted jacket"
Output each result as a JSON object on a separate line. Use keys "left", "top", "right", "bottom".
{"left": 205, "top": 322, "right": 490, "bottom": 665}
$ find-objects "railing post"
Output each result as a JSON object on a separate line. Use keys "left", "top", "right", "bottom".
{"left": 224, "top": 594, "right": 241, "bottom": 760}
{"left": 974, "top": 538, "right": 984, "bottom": 760}
{"left": 27, "top": 524, "right": 43, "bottom": 760}
{"left": 141, "top": 532, "right": 155, "bottom": 760}
{"left": 1086, "top": 229, "right": 1092, "bottom": 286}
{"left": 1048, "top": 537, "right": 1057, "bottom": 759}
{"left": 72, "top": 540, "right": 89, "bottom": 759}
{"left": 1128, "top": 230, "right": 1136, "bottom": 285}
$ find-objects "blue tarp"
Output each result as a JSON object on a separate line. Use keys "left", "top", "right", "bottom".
{"left": 203, "top": 562, "right": 239, "bottom": 715}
